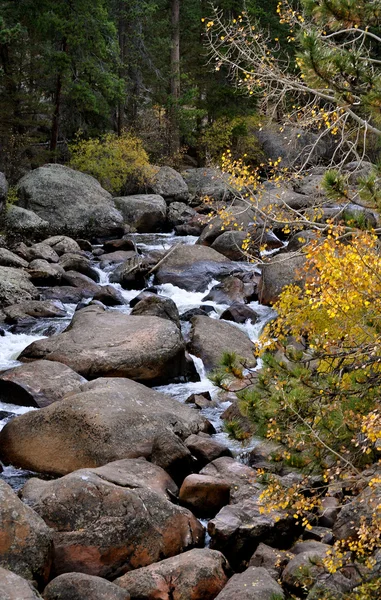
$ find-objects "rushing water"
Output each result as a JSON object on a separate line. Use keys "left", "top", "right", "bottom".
{"left": 0, "top": 230, "right": 276, "bottom": 488}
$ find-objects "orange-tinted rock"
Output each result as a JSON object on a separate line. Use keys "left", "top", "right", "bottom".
{"left": 184, "top": 433, "right": 232, "bottom": 468}
{"left": 43, "top": 573, "right": 130, "bottom": 600}
{"left": 179, "top": 474, "right": 230, "bottom": 517}
{"left": 115, "top": 548, "right": 230, "bottom": 600}
{"left": 0, "top": 480, "right": 53, "bottom": 585}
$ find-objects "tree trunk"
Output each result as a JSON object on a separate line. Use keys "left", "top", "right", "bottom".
{"left": 117, "top": 1, "right": 127, "bottom": 136}
{"left": 50, "top": 39, "right": 67, "bottom": 156}
{"left": 169, "top": 0, "right": 180, "bottom": 155}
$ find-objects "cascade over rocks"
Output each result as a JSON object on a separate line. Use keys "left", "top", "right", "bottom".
{"left": 20, "top": 460, "right": 204, "bottom": 578}
{"left": 0, "top": 377, "right": 210, "bottom": 475}
{"left": 114, "top": 549, "right": 230, "bottom": 600}
{"left": 19, "top": 305, "right": 187, "bottom": 383}
{"left": 0, "top": 480, "right": 53, "bottom": 585}
{"left": 189, "top": 315, "right": 256, "bottom": 371}
{"left": 114, "top": 194, "right": 167, "bottom": 232}
{"left": 16, "top": 164, "right": 124, "bottom": 237}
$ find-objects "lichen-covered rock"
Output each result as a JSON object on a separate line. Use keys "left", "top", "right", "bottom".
{"left": 0, "top": 266, "right": 38, "bottom": 307}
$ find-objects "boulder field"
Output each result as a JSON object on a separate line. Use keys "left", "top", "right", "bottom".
{"left": 0, "top": 162, "right": 376, "bottom": 599}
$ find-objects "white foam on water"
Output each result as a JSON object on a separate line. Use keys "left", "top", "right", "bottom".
{"left": 156, "top": 281, "right": 228, "bottom": 315}
{"left": 0, "top": 331, "right": 47, "bottom": 371}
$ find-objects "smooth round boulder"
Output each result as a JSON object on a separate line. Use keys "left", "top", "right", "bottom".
{"left": 214, "top": 567, "right": 284, "bottom": 600}
{"left": 220, "top": 304, "right": 260, "bottom": 324}
{"left": 4, "top": 300, "right": 67, "bottom": 323}
{"left": 114, "top": 194, "right": 167, "bottom": 232}
{"left": 167, "top": 202, "right": 196, "bottom": 227}
{"left": 16, "top": 164, "right": 124, "bottom": 237}
{"left": 0, "top": 248, "right": 29, "bottom": 268}
{"left": 130, "top": 295, "right": 180, "bottom": 326}
{"left": 149, "top": 166, "right": 189, "bottom": 202}
{"left": 20, "top": 463, "right": 203, "bottom": 578}
{"left": 0, "top": 480, "right": 53, "bottom": 585}
{"left": 183, "top": 168, "right": 232, "bottom": 202}
{"left": 0, "top": 360, "right": 87, "bottom": 408}
{"left": 202, "top": 277, "right": 246, "bottom": 305}
{"left": 211, "top": 230, "right": 247, "bottom": 260}
{"left": 5, "top": 205, "right": 49, "bottom": 239}
{"left": 0, "top": 377, "right": 209, "bottom": 475}
{"left": 0, "top": 567, "right": 43, "bottom": 600}
{"left": 115, "top": 549, "right": 230, "bottom": 600}
{"left": 28, "top": 260, "right": 64, "bottom": 284}
{"left": 43, "top": 235, "right": 82, "bottom": 256}
{"left": 179, "top": 474, "right": 231, "bottom": 517}
{"left": 19, "top": 305, "right": 186, "bottom": 383}
{"left": 184, "top": 433, "right": 232, "bottom": 468}
{"left": 27, "top": 242, "right": 60, "bottom": 263}
{"left": 258, "top": 252, "right": 306, "bottom": 305}
{"left": 189, "top": 315, "right": 256, "bottom": 371}
{"left": 43, "top": 573, "right": 130, "bottom": 600}
{"left": 59, "top": 253, "right": 100, "bottom": 282}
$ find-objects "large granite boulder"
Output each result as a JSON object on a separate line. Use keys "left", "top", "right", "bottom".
{"left": 0, "top": 480, "right": 53, "bottom": 585}
{"left": 0, "top": 248, "right": 28, "bottom": 268}
{"left": 4, "top": 206, "right": 49, "bottom": 239}
{"left": 19, "top": 305, "right": 186, "bottom": 383}
{"left": 0, "top": 377, "right": 209, "bottom": 475}
{"left": 155, "top": 244, "right": 231, "bottom": 291}
{"left": 0, "top": 266, "right": 39, "bottom": 307}
{"left": 214, "top": 567, "right": 284, "bottom": 600}
{"left": 258, "top": 252, "right": 306, "bottom": 305}
{"left": 189, "top": 315, "right": 256, "bottom": 371}
{"left": 16, "top": 164, "right": 124, "bottom": 237}
{"left": 0, "top": 360, "right": 86, "bottom": 408}
{"left": 183, "top": 168, "right": 233, "bottom": 202}
{"left": 149, "top": 166, "right": 189, "bottom": 203}
{"left": 0, "top": 171, "right": 9, "bottom": 208}
{"left": 20, "top": 460, "right": 204, "bottom": 578}
{"left": 115, "top": 549, "right": 230, "bottom": 600}
{"left": 114, "top": 194, "right": 167, "bottom": 232}
{"left": 0, "top": 567, "right": 43, "bottom": 600}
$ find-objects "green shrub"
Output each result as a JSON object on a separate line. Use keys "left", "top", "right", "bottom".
{"left": 69, "top": 132, "right": 153, "bottom": 195}
{"left": 200, "top": 114, "right": 265, "bottom": 165}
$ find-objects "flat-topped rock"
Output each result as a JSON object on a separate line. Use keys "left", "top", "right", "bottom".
{"left": 19, "top": 305, "right": 187, "bottom": 383}
{"left": 0, "top": 377, "right": 209, "bottom": 475}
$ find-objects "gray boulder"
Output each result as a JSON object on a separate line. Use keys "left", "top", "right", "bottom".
{"left": 16, "top": 164, "right": 124, "bottom": 237}
{"left": 43, "top": 235, "right": 82, "bottom": 256}
{"left": 130, "top": 295, "right": 180, "bottom": 326}
{"left": 4, "top": 300, "right": 66, "bottom": 323}
{"left": 28, "top": 259, "right": 65, "bottom": 284}
{"left": 0, "top": 377, "right": 209, "bottom": 475}
{"left": 183, "top": 168, "right": 233, "bottom": 202}
{"left": 114, "top": 194, "right": 167, "bottom": 232}
{"left": 167, "top": 201, "right": 196, "bottom": 227}
{"left": 0, "top": 567, "right": 43, "bottom": 600}
{"left": 4, "top": 205, "right": 49, "bottom": 238}
{"left": 0, "top": 247, "right": 29, "bottom": 268}
{"left": 258, "top": 252, "right": 306, "bottom": 305}
{"left": 189, "top": 315, "right": 256, "bottom": 371}
{"left": 0, "top": 171, "right": 9, "bottom": 205}
{"left": 43, "top": 573, "right": 130, "bottom": 600}
{"left": 0, "top": 359, "right": 86, "bottom": 408}
{"left": 149, "top": 166, "right": 189, "bottom": 202}
{"left": 211, "top": 231, "right": 247, "bottom": 260}
{"left": 256, "top": 125, "right": 334, "bottom": 167}
{"left": 214, "top": 567, "right": 284, "bottom": 600}
{"left": 19, "top": 305, "right": 187, "bottom": 383}
{"left": 0, "top": 266, "right": 38, "bottom": 307}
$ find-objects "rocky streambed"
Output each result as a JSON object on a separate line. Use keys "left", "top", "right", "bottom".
{"left": 0, "top": 162, "right": 378, "bottom": 599}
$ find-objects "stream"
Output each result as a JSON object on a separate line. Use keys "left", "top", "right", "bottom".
{"left": 0, "top": 231, "right": 276, "bottom": 491}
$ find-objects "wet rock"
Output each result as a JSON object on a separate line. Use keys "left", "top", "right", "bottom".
{"left": 155, "top": 244, "right": 230, "bottom": 292}
{"left": 0, "top": 377, "right": 209, "bottom": 475}
{"left": 19, "top": 306, "right": 187, "bottom": 383}
{"left": 28, "top": 259, "right": 65, "bottom": 284}
{"left": 203, "top": 277, "right": 246, "bottom": 305}
{"left": 149, "top": 166, "right": 189, "bottom": 203}
{"left": 214, "top": 566, "right": 284, "bottom": 600}
{"left": 43, "top": 573, "right": 130, "bottom": 600}
{"left": 92, "top": 285, "right": 126, "bottom": 306}
{"left": 211, "top": 231, "right": 247, "bottom": 260}
{"left": 103, "top": 237, "right": 135, "bottom": 252}
{"left": 167, "top": 202, "right": 196, "bottom": 227}
{"left": 249, "top": 543, "right": 290, "bottom": 579}
{"left": 114, "top": 194, "right": 167, "bottom": 232}
{"left": 179, "top": 474, "right": 231, "bottom": 517}
{"left": 185, "top": 433, "right": 233, "bottom": 467}
{"left": 151, "top": 429, "right": 194, "bottom": 485}
{"left": 5, "top": 206, "right": 49, "bottom": 239}
{"left": 175, "top": 214, "right": 205, "bottom": 236}
{"left": 0, "top": 480, "right": 53, "bottom": 584}
{"left": 99, "top": 250, "right": 136, "bottom": 268}
{"left": 115, "top": 549, "right": 230, "bottom": 600}
{"left": 4, "top": 300, "right": 66, "bottom": 323}
{"left": 0, "top": 266, "right": 39, "bottom": 307}
{"left": 180, "top": 307, "right": 215, "bottom": 321}
{"left": 0, "top": 360, "right": 86, "bottom": 408}
{"left": 61, "top": 270, "right": 101, "bottom": 295}
{"left": 43, "top": 235, "right": 82, "bottom": 256}
{"left": 0, "top": 247, "right": 29, "bottom": 268}
{"left": 129, "top": 289, "right": 158, "bottom": 308}
{"left": 220, "top": 303, "right": 259, "bottom": 324}
{"left": 131, "top": 295, "right": 180, "bottom": 326}
{"left": 59, "top": 253, "right": 100, "bottom": 282}
{"left": 189, "top": 315, "right": 256, "bottom": 371}
{"left": 183, "top": 168, "right": 233, "bottom": 202}
{"left": 40, "top": 286, "right": 85, "bottom": 304}
{"left": 16, "top": 164, "right": 124, "bottom": 237}
{"left": 0, "top": 567, "right": 43, "bottom": 599}
{"left": 109, "top": 254, "right": 146, "bottom": 289}
{"left": 20, "top": 462, "right": 203, "bottom": 578}
{"left": 258, "top": 252, "right": 306, "bottom": 305}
